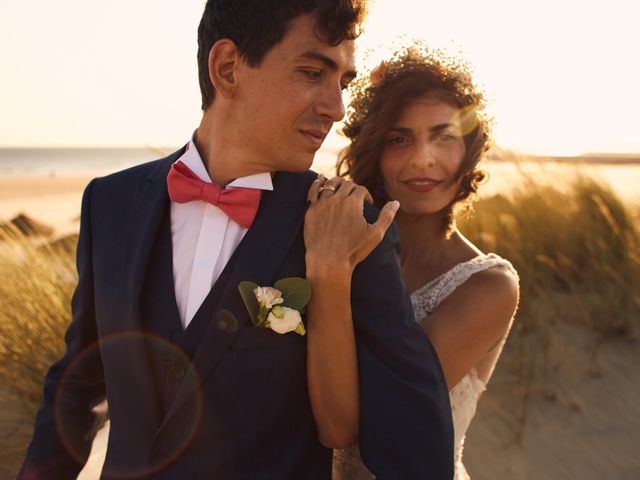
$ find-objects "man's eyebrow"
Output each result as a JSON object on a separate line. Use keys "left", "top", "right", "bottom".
{"left": 299, "top": 51, "right": 357, "bottom": 79}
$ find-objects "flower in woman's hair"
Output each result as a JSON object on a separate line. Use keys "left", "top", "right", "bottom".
{"left": 369, "top": 61, "right": 388, "bottom": 87}
{"left": 253, "top": 286, "right": 284, "bottom": 310}
{"left": 267, "top": 306, "right": 306, "bottom": 335}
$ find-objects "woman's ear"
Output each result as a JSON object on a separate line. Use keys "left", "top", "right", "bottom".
{"left": 208, "top": 39, "right": 240, "bottom": 99}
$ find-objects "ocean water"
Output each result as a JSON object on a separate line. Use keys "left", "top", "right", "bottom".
{"left": 0, "top": 147, "right": 340, "bottom": 177}
{"left": 481, "top": 160, "right": 640, "bottom": 203}
{"left": 0, "top": 148, "right": 172, "bottom": 176}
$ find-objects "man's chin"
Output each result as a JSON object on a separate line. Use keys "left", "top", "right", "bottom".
{"left": 277, "top": 155, "right": 315, "bottom": 173}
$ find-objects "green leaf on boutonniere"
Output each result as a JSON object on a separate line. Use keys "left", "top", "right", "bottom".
{"left": 294, "top": 321, "right": 306, "bottom": 336}
{"left": 274, "top": 277, "right": 312, "bottom": 311}
{"left": 238, "top": 281, "right": 259, "bottom": 324}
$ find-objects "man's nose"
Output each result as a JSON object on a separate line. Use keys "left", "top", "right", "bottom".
{"left": 315, "top": 84, "right": 346, "bottom": 122}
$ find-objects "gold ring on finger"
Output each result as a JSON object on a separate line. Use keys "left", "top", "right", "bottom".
{"left": 318, "top": 184, "right": 337, "bottom": 194}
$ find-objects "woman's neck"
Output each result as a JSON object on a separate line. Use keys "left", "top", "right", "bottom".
{"left": 395, "top": 211, "right": 479, "bottom": 291}
{"left": 395, "top": 211, "right": 448, "bottom": 266}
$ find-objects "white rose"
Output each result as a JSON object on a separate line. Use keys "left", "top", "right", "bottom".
{"left": 253, "top": 286, "right": 284, "bottom": 310}
{"left": 267, "top": 306, "right": 303, "bottom": 334}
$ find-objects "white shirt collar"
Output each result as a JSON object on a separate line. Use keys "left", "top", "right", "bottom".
{"left": 175, "top": 136, "right": 273, "bottom": 191}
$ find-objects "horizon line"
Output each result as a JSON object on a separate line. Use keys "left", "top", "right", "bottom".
{"left": 2, "top": 145, "right": 640, "bottom": 159}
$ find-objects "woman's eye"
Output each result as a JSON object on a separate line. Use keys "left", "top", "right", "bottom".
{"left": 388, "top": 136, "right": 409, "bottom": 145}
{"left": 437, "top": 133, "right": 458, "bottom": 142}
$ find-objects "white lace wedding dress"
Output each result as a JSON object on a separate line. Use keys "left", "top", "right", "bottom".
{"left": 332, "top": 253, "right": 517, "bottom": 480}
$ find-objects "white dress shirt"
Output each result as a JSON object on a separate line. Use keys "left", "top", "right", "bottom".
{"left": 170, "top": 138, "right": 273, "bottom": 329}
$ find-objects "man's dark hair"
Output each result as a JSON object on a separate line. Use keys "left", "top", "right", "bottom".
{"left": 197, "top": 0, "right": 367, "bottom": 110}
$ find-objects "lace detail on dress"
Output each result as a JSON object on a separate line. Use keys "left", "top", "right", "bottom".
{"left": 332, "top": 445, "right": 375, "bottom": 480}
{"left": 411, "top": 253, "right": 516, "bottom": 480}
{"left": 411, "top": 253, "right": 517, "bottom": 320}
{"left": 449, "top": 369, "right": 486, "bottom": 480}
{"left": 332, "top": 253, "right": 517, "bottom": 479}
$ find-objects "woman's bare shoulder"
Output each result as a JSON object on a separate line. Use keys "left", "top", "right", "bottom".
{"left": 431, "top": 262, "right": 519, "bottom": 331}
{"left": 450, "top": 265, "right": 519, "bottom": 326}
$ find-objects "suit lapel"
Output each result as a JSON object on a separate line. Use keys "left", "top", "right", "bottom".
{"left": 158, "top": 171, "right": 312, "bottom": 430}
{"left": 121, "top": 149, "right": 183, "bottom": 418}
{"left": 122, "top": 152, "right": 181, "bottom": 330}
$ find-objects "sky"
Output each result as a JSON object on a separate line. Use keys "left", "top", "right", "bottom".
{"left": 1, "top": 0, "right": 639, "bottom": 155}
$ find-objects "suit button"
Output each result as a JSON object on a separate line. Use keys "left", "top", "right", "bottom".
{"left": 173, "top": 364, "right": 186, "bottom": 379}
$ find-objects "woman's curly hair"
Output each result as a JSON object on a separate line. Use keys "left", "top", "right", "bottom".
{"left": 337, "top": 42, "right": 493, "bottom": 233}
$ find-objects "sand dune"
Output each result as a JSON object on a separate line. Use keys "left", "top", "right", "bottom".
{"left": 0, "top": 175, "right": 91, "bottom": 236}
{"left": 465, "top": 324, "right": 640, "bottom": 479}
{"left": 1, "top": 171, "right": 638, "bottom": 479}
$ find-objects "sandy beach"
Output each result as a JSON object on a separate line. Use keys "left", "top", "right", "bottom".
{"left": 2, "top": 157, "right": 639, "bottom": 236}
{"left": 465, "top": 324, "right": 640, "bottom": 479}
{"left": 1, "top": 167, "right": 639, "bottom": 479}
{"left": 0, "top": 175, "right": 92, "bottom": 236}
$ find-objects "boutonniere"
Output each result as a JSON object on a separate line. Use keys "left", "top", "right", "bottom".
{"left": 238, "top": 277, "right": 311, "bottom": 336}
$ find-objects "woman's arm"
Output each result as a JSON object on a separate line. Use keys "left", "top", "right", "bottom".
{"left": 303, "top": 176, "right": 398, "bottom": 448}
{"left": 419, "top": 267, "right": 519, "bottom": 390}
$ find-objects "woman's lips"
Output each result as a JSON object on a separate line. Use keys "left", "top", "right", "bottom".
{"left": 402, "top": 177, "right": 443, "bottom": 193}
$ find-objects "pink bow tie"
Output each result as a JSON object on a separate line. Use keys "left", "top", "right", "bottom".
{"left": 167, "top": 161, "right": 261, "bottom": 229}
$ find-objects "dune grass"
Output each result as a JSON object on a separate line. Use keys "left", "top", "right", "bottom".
{"left": 0, "top": 166, "right": 638, "bottom": 469}
{"left": 0, "top": 228, "right": 76, "bottom": 414}
{"left": 0, "top": 228, "right": 77, "bottom": 473}
{"left": 457, "top": 171, "right": 640, "bottom": 441}
{"left": 460, "top": 174, "right": 640, "bottom": 337}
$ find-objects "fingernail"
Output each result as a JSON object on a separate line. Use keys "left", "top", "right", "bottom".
{"left": 390, "top": 200, "right": 400, "bottom": 212}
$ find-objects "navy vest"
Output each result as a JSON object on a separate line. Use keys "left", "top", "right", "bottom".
{"left": 140, "top": 205, "right": 242, "bottom": 426}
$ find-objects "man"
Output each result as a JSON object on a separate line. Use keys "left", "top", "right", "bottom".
{"left": 19, "top": 1, "right": 453, "bottom": 478}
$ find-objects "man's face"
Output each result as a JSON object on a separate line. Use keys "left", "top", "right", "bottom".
{"left": 233, "top": 14, "right": 356, "bottom": 172}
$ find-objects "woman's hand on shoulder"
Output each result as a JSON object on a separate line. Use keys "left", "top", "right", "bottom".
{"left": 304, "top": 175, "right": 400, "bottom": 275}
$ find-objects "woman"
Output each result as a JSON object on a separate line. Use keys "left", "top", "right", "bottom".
{"left": 304, "top": 44, "right": 520, "bottom": 479}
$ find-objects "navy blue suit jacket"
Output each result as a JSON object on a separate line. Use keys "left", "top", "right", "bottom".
{"left": 19, "top": 149, "right": 453, "bottom": 479}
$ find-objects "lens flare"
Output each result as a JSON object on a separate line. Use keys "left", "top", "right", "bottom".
{"left": 216, "top": 308, "right": 239, "bottom": 333}
{"left": 455, "top": 104, "right": 480, "bottom": 136}
{"left": 53, "top": 331, "right": 204, "bottom": 477}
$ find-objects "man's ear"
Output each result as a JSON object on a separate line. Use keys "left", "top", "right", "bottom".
{"left": 208, "top": 39, "right": 240, "bottom": 99}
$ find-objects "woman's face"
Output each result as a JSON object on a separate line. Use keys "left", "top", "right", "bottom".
{"left": 379, "top": 96, "right": 466, "bottom": 217}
